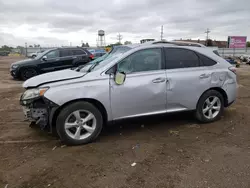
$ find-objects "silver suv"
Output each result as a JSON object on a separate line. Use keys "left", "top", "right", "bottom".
{"left": 20, "top": 42, "right": 237, "bottom": 145}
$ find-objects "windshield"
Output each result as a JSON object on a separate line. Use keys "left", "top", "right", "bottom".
{"left": 79, "top": 46, "right": 132, "bottom": 72}
{"left": 35, "top": 49, "right": 50, "bottom": 59}
{"left": 80, "top": 53, "right": 122, "bottom": 73}
{"left": 90, "top": 55, "right": 121, "bottom": 72}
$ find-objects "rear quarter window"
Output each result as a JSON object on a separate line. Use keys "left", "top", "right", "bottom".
{"left": 213, "top": 50, "right": 220, "bottom": 56}
{"left": 197, "top": 53, "right": 217, "bottom": 66}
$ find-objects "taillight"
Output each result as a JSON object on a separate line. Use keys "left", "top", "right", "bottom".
{"left": 89, "top": 54, "right": 94, "bottom": 59}
{"left": 229, "top": 66, "right": 236, "bottom": 74}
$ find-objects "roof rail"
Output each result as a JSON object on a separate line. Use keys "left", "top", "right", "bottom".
{"left": 150, "top": 40, "right": 206, "bottom": 47}
{"left": 169, "top": 41, "right": 206, "bottom": 47}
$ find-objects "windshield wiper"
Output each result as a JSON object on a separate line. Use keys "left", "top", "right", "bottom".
{"left": 87, "top": 61, "right": 101, "bottom": 72}
{"left": 74, "top": 64, "right": 86, "bottom": 72}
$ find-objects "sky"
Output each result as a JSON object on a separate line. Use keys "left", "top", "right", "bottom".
{"left": 0, "top": 0, "right": 249, "bottom": 47}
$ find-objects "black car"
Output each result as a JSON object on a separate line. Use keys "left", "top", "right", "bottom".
{"left": 10, "top": 47, "right": 93, "bottom": 80}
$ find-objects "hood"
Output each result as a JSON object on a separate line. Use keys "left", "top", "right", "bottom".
{"left": 12, "top": 58, "right": 35, "bottom": 66}
{"left": 23, "top": 69, "right": 85, "bottom": 88}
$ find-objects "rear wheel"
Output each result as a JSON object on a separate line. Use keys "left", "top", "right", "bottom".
{"left": 195, "top": 90, "right": 224, "bottom": 123}
{"left": 20, "top": 68, "right": 38, "bottom": 80}
{"left": 56, "top": 101, "right": 103, "bottom": 145}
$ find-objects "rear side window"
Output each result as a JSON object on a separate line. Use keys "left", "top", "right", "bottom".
{"left": 60, "top": 49, "right": 73, "bottom": 57}
{"left": 72, "top": 49, "right": 86, "bottom": 55}
{"left": 164, "top": 48, "right": 200, "bottom": 69}
{"left": 198, "top": 53, "right": 217, "bottom": 66}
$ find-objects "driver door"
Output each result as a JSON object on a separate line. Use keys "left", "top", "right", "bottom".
{"left": 38, "top": 50, "right": 60, "bottom": 72}
{"left": 110, "top": 48, "right": 167, "bottom": 120}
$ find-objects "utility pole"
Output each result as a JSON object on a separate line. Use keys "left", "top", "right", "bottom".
{"left": 117, "top": 33, "right": 123, "bottom": 44}
{"left": 205, "top": 28, "right": 210, "bottom": 46}
{"left": 160, "top": 25, "right": 164, "bottom": 40}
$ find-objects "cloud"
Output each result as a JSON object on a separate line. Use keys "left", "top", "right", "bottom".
{"left": 0, "top": 0, "right": 249, "bottom": 46}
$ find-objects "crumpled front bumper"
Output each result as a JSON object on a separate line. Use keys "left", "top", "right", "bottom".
{"left": 20, "top": 96, "right": 59, "bottom": 132}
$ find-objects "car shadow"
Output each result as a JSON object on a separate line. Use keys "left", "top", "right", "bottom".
{"left": 101, "top": 111, "right": 197, "bottom": 137}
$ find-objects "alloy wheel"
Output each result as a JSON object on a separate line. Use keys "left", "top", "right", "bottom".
{"left": 64, "top": 110, "right": 96, "bottom": 140}
{"left": 202, "top": 96, "right": 221, "bottom": 119}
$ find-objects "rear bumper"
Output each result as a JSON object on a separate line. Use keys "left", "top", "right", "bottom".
{"left": 20, "top": 96, "right": 59, "bottom": 132}
{"left": 225, "top": 81, "right": 237, "bottom": 107}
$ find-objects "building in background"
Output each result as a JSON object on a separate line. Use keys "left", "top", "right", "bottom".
{"left": 174, "top": 39, "right": 228, "bottom": 48}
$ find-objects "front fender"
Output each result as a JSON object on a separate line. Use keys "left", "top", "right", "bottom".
{"left": 44, "top": 78, "right": 112, "bottom": 120}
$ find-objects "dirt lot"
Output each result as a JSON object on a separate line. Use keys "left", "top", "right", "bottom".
{"left": 0, "top": 56, "right": 250, "bottom": 188}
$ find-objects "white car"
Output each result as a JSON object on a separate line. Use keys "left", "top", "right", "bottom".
{"left": 30, "top": 50, "right": 45, "bottom": 58}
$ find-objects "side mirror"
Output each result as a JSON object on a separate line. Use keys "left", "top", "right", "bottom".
{"left": 42, "top": 56, "right": 47, "bottom": 61}
{"left": 114, "top": 72, "right": 126, "bottom": 85}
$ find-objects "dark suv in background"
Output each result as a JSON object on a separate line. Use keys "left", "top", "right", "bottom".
{"left": 10, "top": 47, "right": 93, "bottom": 80}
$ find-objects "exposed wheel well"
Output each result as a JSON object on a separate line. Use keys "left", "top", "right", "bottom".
{"left": 52, "top": 98, "right": 108, "bottom": 127}
{"left": 199, "top": 87, "right": 228, "bottom": 107}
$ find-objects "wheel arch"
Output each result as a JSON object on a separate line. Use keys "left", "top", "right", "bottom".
{"left": 51, "top": 98, "right": 108, "bottom": 128}
{"left": 18, "top": 65, "right": 39, "bottom": 79}
{"left": 197, "top": 87, "right": 228, "bottom": 108}
{"left": 19, "top": 65, "right": 40, "bottom": 74}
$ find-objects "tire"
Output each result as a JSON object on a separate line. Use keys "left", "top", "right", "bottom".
{"left": 56, "top": 101, "right": 103, "bottom": 145}
{"left": 20, "top": 68, "right": 38, "bottom": 80}
{"left": 195, "top": 90, "right": 224, "bottom": 123}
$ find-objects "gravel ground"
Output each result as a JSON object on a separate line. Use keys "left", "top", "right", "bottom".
{"left": 0, "top": 56, "right": 250, "bottom": 188}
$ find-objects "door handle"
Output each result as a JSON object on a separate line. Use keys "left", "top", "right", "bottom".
{"left": 152, "top": 77, "right": 166, "bottom": 83}
{"left": 72, "top": 56, "right": 77, "bottom": 59}
{"left": 55, "top": 58, "right": 60, "bottom": 61}
{"left": 199, "top": 74, "right": 210, "bottom": 79}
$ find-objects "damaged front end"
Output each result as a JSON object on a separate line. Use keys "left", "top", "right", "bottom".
{"left": 20, "top": 88, "right": 58, "bottom": 132}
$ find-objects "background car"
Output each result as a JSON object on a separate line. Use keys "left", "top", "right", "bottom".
{"left": 30, "top": 50, "right": 45, "bottom": 58}
{"left": 88, "top": 49, "right": 106, "bottom": 59}
{"left": 225, "top": 57, "right": 237, "bottom": 64}
{"left": 0, "top": 51, "right": 10, "bottom": 56}
{"left": 10, "top": 47, "right": 93, "bottom": 80}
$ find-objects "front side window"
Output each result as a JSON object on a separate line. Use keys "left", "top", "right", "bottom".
{"left": 118, "top": 48, "right": 162, "bottom": 74}
{"left": 46, "top": 50, "right": 59, "bottom": 59}
{"left": 164, "top": 48, "right": 199, "bottom": 69}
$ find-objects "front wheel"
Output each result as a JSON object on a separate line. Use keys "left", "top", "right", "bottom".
{"left": 56, "top": 101, "right": 103, "bottom": 145}
{"left": 20, "top": 68, "right": 38, "bottom": 80}
{"left": 195, "top": 90, "right": 224, "bottom": 123}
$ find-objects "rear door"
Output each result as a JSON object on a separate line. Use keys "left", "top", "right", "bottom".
{"left": 72, "top": 49, "right": 89, "bottom": 66}
{"left": 58, "top": 49, "right": 74, "bottom": 70}
{"left": 164, "top": 48, "right": 212, "bottom": 111}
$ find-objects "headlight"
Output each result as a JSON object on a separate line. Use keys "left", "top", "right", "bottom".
{"left": 12, "top": 65, "right": 19, "bottom": 69}
{"left": 22, "top": 88, "right": 49, "bottom": 100}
